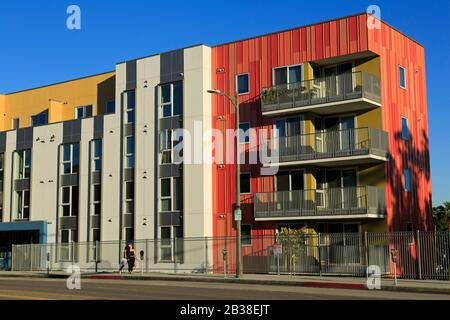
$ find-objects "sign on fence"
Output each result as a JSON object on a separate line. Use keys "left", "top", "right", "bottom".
{"left": 273, "top": 244, "right": 282, "bottom": 255}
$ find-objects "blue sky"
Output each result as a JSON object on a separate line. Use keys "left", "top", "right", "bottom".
{"left": 0, "top": 0, "right": 449, "bottom": 205}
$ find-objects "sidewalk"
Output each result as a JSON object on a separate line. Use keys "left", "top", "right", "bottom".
{"left": 2, "top": 270, "right": 450, "bottom": 295}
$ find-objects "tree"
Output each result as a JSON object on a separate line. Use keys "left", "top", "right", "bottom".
{"left": 432, "top": 202, "right": 450, "bottom": 231}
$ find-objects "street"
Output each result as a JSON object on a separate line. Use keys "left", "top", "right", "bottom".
{"left": 0, "top": 277, "right": 448, "bottom": 300}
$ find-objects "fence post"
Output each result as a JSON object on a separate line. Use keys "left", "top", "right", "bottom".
{"left": 318, "top": 233, "right": 322, "bottom": 276}
{"left": 145, "top": 239, "right": 149, "bottom": 273}
{"left": 30, "top": 245, "right": 33, "bottom": 272}
{"left": 10, "top": 245, "right": 14, "bottom": 272}
{"left": 416, "top": 230, "right": 422, "bottom": 280}
{"left": 71, "top": 241, "right": 75, "bottom": 265}
{"left": 364, "top": 231, "right": 369, "bottom": 276}
{"left": 204, "top": 237, "right": 208, "bottom": 274}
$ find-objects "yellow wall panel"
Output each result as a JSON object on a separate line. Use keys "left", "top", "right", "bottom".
{"left": 2, "top": 72, "right": 115, "bottom": 131}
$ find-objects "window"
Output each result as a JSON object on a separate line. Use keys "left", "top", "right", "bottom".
{"left": 240, "top": 173, "right": 251, "bottom": 194}
{"left": 75, "top": 105, "right": 93, "bottom": 119}
{"left": 239, "top": 122, "right": 250, "bottom": 144}
{"left": 401, "top": 117, "right": 409, "bottom": 141}
{"left": 173, "top": 177, "right": 183, "bottom": 211}
{"left": 125, "top": 228, "right": 134, "bottom": 242}
{"left": 31, "top": 111, "right": 48, "bottom": 126}
{"left": 12, "top": 118, "right": 20, "bottom": 129}
{"left": 273, "top": 65, "right": 302, "bottom": 86}
{"left": 160, "top": 130, "right": 172, "bottom": 164}
{"left": 16, "top": 149, "right": 31, "bottom": 179}
{"left": 125, "top": 136, "right": 134, "bottom": 168}
{"left": 241, "top": 225, "right": 252, "bottom": 245}
{"left": 0, "top": 153, "right": 4, "bottom": 193}
{"left": 60, "top": 229, "right": 77, "bottom": 243}
{"left": 160, "top": 226, "right": 172, "bottom": 261}
{"left": 61, "top": 186, "right": 79, "bottom": 217}
{"left": 160, "top": 177, "right": 183, "bottom": 212}
{"left": 92, "top": 228, "right": 100, "bottom": 242}
{"left": 61, "top": 143, "right": 79, "bottom": 174}
{"left": 125, "top": 181, "right": 134, "bottom": 214}
{"left": 275, "top": 170, "right": 305, "bottom": 191}
{"left": 160, "top": 81, "right": 183, "bottom": 118}
{"left": 403, "top": 168, "right": 411, "bottom": 192}
{"left": 106, "top": 101, "right": 115, "bottom": 114}
{"left": 92, "top": 140, "right": 102, "bottom": 172}
{"left": 123, "top": 90, "right": 135, "bottom": 123}
{"left": 312, "top": 65, "right": 322, "bottom": 87}
{"left": 399, "top": 66, "right": 406, "bottom": 89}
{"left": 161, "top": 178, "right": 171, "bottom": 212}
{"left": 16, "top": 189, "right": 30, "bottom": 220}
{"left": 236, "top": 73, "right": 249, "bottom": 95}
{"left": 92, "top": 184, "right": 101, "bottom": 216}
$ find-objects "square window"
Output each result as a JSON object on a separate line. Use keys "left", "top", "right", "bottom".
{"left": 93, "top": 203, "right": 101, "bottom": 216}
{"left": 162, "top": 105, "right": 172, "bottom": 118}
{"left": 288, "top": 65, "right": 302, "bottom": 84}
{"left": 62, "top": 187, "right": 70, "bottom": 204}
{"left": 127, "top": 110, "right": 135, "bottom": 123}
{"left": 401, "top": 117, "right": 409, "bottom": 140}
{"left": 126, "top": 182, "right": 134, "bottom": 200}
{"left": 126, "top": 91, "right": 135, "bottom": 108}
{"left": 161, "top": 178, "right": 171, "bottom": 197}
{"left": 126, "top": 136, "right": 134, "bottom": 154}
{"left": 62, "top": 205, "right": 71, "bottom": 217}
{"left": 126, "top": 201, "right": 134, "bottom": 214}
{"left": 274, "top": 67, "right": 287, "bottom": 86}
{"left": 92, "top": 228, "right": 100, "bottom": 242}
{"left": 12, "top": 118, "right": 20, "bottom": 129}
{"left": 125, "top": 228, "right": 134, "bottom": 242}
{"left": 161, "top": 226, "right": 171, "bottom": 239}
{"left": 85, "top": 105, "right": 93, "bottom": 117}
{"left": 94, "top": 140, "right": 102, "bottom": 157}
{"left": 399, "top": 66, "right": 406, "bottom": 88}
{"left": 106, "top": 101, "right": 115, "bottom": 114}
{"left": 403, "top": 168, "right": 411, "bottom": 192}
{"left": 236, "top": 74, "right": 249, "bottom": 95}
{"left": 94, "top": 159, "right": 101, "bottom": 171}
{"left": 239, "top": 123, "right": 250, "bottom": 144}
{"left": 61, "top": 230, "right": 70, "bottom": 243}
{"left": 173, "top": 81, "right": 183, "bottom": 116}
{"left": 241, "top": 225, "right": 252, "bottom": 245}
{"left": 240, "top": 173, "right": 251, "bottom": 194}
{"left": 93, "top": 184, "right": 101, "bottom": 202}
{"left": 63, "top": 144, "right": 71, "bottom": 162}
{"left": 76, "top": 107, "right": 83, "bottom": 119}
{"left": 161, "top": 199, "right": 171, "bottom": 212}
{"left": 126, "top": 155, "right": 134, "bottom": 168}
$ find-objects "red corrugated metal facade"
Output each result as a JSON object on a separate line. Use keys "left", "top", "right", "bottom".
{"left": 368, "top": 19, "right": 432, "bottom": 231}
{"left": 211, "top": 13, "right": 432, "bottom": 239}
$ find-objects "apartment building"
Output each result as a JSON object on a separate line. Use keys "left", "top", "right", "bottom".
{"left": 0, "top": 13, "right": 432, "bottom": 259}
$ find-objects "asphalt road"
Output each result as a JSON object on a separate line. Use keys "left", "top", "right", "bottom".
{"left": 0, "top": 277, "right": 449, "bottom": 300}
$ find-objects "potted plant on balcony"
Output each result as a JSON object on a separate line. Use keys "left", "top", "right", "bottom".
{"left": 261, "top": 87, "right": 277, "bottom": 104}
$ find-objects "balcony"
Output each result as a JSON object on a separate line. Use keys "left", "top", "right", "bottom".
{"left": 261, "top": 71, "right": 381, "bottom": 116}
{"left": 254, "top": 186, "right": 386, "bottom": 221}
{"left": 266, "top": 127, "right": 389, "bottom": 167}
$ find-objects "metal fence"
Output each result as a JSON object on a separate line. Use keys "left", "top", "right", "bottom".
{"left": 254, "top": 186, "right": 386, "bottom": 219}
{"left": 11, "top": 231, "right": 450, "bottom": 280}
{"left": 261, "top": 71, "right": 381, "bottom": 113}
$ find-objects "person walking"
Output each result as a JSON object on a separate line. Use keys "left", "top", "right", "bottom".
{"left": 127, "top": 244, "right": 137, "bottom": 273}
{"left": 119, "top": 245, "right": 130, "bottom": 274}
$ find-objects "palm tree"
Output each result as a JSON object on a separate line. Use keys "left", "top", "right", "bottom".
{"left": 432, "top": 202, "right": 450, "bottom": 231}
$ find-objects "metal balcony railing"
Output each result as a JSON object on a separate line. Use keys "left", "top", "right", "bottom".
{"left": 269, "top": 127, "right": 388, "bottom": 163}
{"left": 254, "top": 186, "right": 386, "bottom": 219}
{"left": 261, "top": 71, "right": 381, "bottom": 113}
